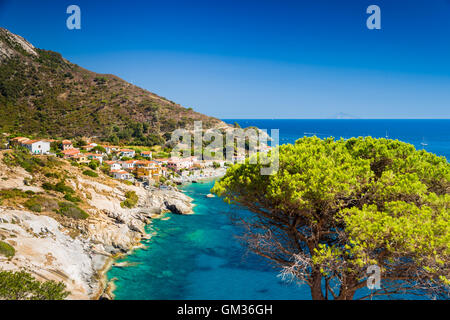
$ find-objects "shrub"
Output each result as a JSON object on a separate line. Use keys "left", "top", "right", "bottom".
{"left": 88, "top": 160, "right": 99, "bottom": 170}
{"left": 0, "top": 241, "right": 15, "bottom": 258}
{"left": 24, "top": 198, "right": 42, "bottom": 212}
{"left": 0, "top": 188, "right": 28, "bottom": 200}
{"left": 54, "top": 181, "right": 75, "bottom": 194}
{"left": 63, "top": 193, "right": 81, "bottom": 203}
{"left": 82, "top": 170, "right": 98, "bottom": 178}
{"left": 57, "top": 202, "right": 89, "bottom": 219}
{"left": 24, "top": 197, "right": 58, "bottom": 212}
{"left": 120, "top": 191, "right": 138, "bottom": 208}
{"left": 0, "top": 270, "right": 69, "bottom": 300}
{"left": 42, "top": 182, "right": 54, "bottom": 191}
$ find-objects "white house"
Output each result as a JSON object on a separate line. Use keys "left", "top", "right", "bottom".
{"left": 112, "top": 170, "right": 134, "bottom": 181}
{"left": 103, "top": 145, "right": 119, "bottom": 154}
{"left": 105, "top": 161, "right": 122, "bottom": 171}
{"left": 121, "top": 160, "right": 136, "bottom": 171}
{"left": 140, "top": 151, "right": 152, "bottom": 158}
{"left": 119, "top": 149, "right": 135, "bottom": 158}
{"left": 85, "top": 153, "right": 104, "bottom": 164}
{"left": 167, "top": 156, "right": 196, "bottom": 171}
{"left": 22, "top": 140, "right": 50, "bottom": 155}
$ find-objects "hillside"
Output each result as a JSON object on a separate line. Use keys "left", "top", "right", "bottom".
{"left": 0, "top": 28, "right": 224, "bottom": 145}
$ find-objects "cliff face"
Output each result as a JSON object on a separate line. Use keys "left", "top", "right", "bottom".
{"left": 0, "top": 27, "right": 224, "bottom": 141}
{"left": 0, "top": 151, "right": 193, "bottom": 299}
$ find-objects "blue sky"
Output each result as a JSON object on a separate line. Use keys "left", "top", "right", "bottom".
{"left": 1, "top": 0, "right": 449, "bottom": 118}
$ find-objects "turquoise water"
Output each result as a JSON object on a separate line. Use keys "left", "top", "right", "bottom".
{"left": 107, "top": 119, "right": 450, "bottom": 300}
{"left": 107, "top": 180, "right": 310, "bottom": 299}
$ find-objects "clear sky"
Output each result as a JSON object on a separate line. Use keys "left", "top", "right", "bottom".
{"left": 1, "top": 0, "right": 449, "bottom": 119}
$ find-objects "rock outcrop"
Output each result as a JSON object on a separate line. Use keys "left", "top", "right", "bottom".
{"left": 0, "top": 159, "right": 194, "bottom": 299}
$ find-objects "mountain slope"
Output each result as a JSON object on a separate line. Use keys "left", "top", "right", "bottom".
{"left": 0, "top": 28, "right": 223, "bottom": 144}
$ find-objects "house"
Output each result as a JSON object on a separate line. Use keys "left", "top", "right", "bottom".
{"left": 111, "top": 170, "right": 134, "bottom": 181}
{"left": 121, "top": 160, "right": 136, "bottom": 171}
{"left": 103, "top": 145, "right": 120, "bottom": 154}
{"left": 140, "top": 151, "right": 152, "bottom": 158}
{"left": 72, "top": 154, "right": 89, "bottom": 164}
{"left": 167, "top": 157, "right": 196, "bottom": 171}
{"left": 82, "top": 143, "right": 97, "bottom": 151}
{"left": 119, "top": 149, "right": 136, "bottom": 158}
{"left": 134, "top": 161, "right": 162, "bottom": 181}
{"left": 85, "top": 153, "right": 104, "bottom": 164}
{"left": 10, "top": 137, "right": 30, "bottom": 146}
{"left": 154, "top": 158, "right": 169, "bottom": 165}
{"left": 62, "top": 148, "right": 81, "bottom": 159}
{"left": 62, "top": 140, "right": 73, "bottom": 150}
{"left": 105, "top": 161, "right": 122, "bottom": 171}
{"left": 22, "top": 140, "right": 51, "bottom": 155}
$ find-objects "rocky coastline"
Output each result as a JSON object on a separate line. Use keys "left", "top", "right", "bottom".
{"left": 0, "top": 148, "right": 227, "bottom": 300}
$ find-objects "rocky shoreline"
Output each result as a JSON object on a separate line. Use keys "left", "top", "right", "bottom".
{"left": 0, "top": 151, "right": 226, "bottom": 300}
{"left": 99, "top": 170, "right": 225, "bottom": 300}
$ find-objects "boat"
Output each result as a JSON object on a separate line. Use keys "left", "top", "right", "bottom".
{"left": 421, "top": 137, "right": 428, "bottom": 146}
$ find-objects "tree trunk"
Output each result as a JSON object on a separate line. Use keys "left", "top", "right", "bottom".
{"left": 336, "top": 277, "right": 357, "bottom": 300}
{"left": 310, "top": 272, "right": 325, "bottom": 300}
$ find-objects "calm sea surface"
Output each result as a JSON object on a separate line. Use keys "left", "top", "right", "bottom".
{"left": 107, "top": 120, "right": 449, "bottom": 299}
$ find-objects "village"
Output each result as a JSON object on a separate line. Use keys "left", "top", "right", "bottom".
{"left": 5, "top": 136, "right": 236, "bottom": 186}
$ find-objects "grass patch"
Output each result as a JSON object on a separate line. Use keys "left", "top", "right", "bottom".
{"left": 63, "top": 193, "right": 81, "bottom": 203}
{"left": 0, "top": 188, "right": 29, "bottom": 200}
{"left": 57, "top": 201, "right": 89, "bottom": 220}
{"left": 82, "top": 170, "right": 98, "bottom": 178}
{"left": 120, "top": 190, "right": 138, "bottom": 208}
{"left": 24, "top": 196, "right": 59, "bottom": 212}
{"left": 24, "top": 198, "right": 42, "bottom": 212}
{"left": 0, "top": 241, "right": 15, "bottom": 258}
{"left": 42, "top": 181, "right": 75, "bottom": 194}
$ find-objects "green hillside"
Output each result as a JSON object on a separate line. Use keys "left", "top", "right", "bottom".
{"left": 0, "top": 28, "right": 223, "bottom": 146}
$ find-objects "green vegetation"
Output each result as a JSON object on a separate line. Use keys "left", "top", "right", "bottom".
{"left": 0, "top": 241, "right": 15, "bottom": 258}
{"left": 24, "top": 197, "right": 58, "bottom": 213}
{"left": 57, "top": 201, "right": 89, "bottom": 220}
{"left": 0, "top": 188, "right": 29, "bottom": 200}
{"left": 0, "top": 270, "right": 69, "bottom": 300}
{"left": 24, "top": 198, "right": 42, "bottom": 212}
{"left": 42, "top": 181, "right": 75, "bottom": 194}
{"left": 82, "top": 170, "right": 98, "bottom": 177}
{"left": 120, "top": 191, "right": 138, "bottom": 208}
{"left": 63, "top": 193, "right": 81, "bottom": 203}
{"left": 2, "top": 148, "right": 45, "bottom": 173}
{"left": 88, "top": 160, "right": 100, "bottom": 170}
{"left": 212, "top": 137, "right": 450, "bottom": 300}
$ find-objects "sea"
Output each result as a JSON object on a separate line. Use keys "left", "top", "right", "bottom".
{"left": 106, "top": 119, "right": 450, "bottom": 300}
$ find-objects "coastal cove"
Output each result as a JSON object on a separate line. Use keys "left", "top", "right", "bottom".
{"left": 106, "top": 179, "right": 310, "bottom": 299}
{"left": 106, "top": 119, "right": 450, "bottom": 300}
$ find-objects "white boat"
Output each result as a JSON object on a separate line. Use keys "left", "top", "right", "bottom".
{"left": 421, "top": 137, "right": 428, "bottom": 146}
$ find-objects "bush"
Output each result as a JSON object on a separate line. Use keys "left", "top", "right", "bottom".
{"left": 82, "top": 170, "right": 98, "bottom": 178}
{"left": 88, "top": 160, "right": 99, "bottom": 170}
{"left": 0, "top": 188, "right": 28, "bottom": 200}
{"left": 54, "top": 181, "right": 75, "bottom": 194}
{"left": 0, "top": 241, "right": 15, "bottom": 258}
{"left": 24, "top": 197, "right": 58, "bottom": 212}
{"left": 0, "top": 270, "right": 69, "bottom": 300}
{"left": 57, "top": 202, "right": 89, "bottom": 219}
{"left": 24, "top": 198, "right": 42, "bottom": 212}
{"left": 42, "top": 181, "right": 75, "bottom": 194}
{"left": 63, "top": 193, "right": 81, "bottom": 203}
{"left": 120, "top": 191, "right": 138, "bottom": 208}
